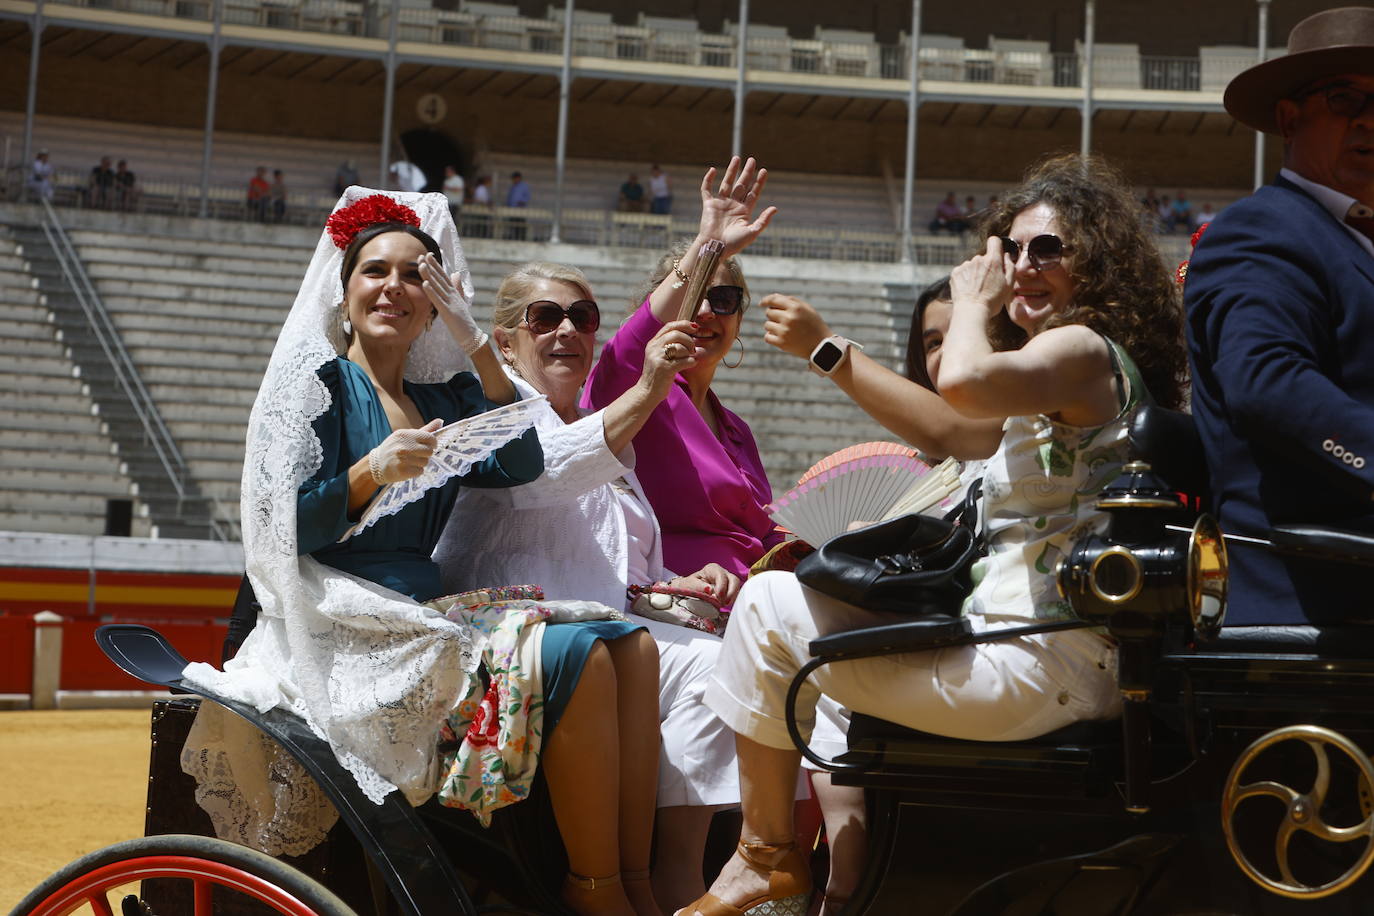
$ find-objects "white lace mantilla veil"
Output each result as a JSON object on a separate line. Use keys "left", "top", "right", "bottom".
{"left": 180, "top": 187, "right": 486, "bottom": 856}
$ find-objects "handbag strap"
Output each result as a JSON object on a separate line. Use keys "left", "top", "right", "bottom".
{"left": 942, "top": 476, "right": 985, "bottom": 554}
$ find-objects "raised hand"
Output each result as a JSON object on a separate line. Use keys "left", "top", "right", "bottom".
{"left": 761, "top": 293, "right": 833, "bottom": 361}
{"left": 698, "top": 156, "right": 779, "bottom": 257}
{"left": 950, "top": 237, "right": 1014, "bottom": 317}
{"left": 368, "top": 418, "right": 442, "bottom": 484}
{"left": 419, "top": 253, "right": 486, "bottom": 355}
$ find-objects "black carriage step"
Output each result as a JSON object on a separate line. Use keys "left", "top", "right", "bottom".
{"left": 830, "top": 714, "right": 1126, "bottom": 805}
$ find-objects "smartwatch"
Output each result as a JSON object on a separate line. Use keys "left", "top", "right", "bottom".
{"left": 809, "top": 335, "right": 863, "bottom": 376}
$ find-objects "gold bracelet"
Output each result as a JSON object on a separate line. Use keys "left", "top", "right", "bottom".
{"left": 670, "top": 259, "right": 689, "bottom": 290}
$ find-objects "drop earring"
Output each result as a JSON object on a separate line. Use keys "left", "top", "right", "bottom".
{"left": 723, "top": 336, "right": 744, "bottom": 369}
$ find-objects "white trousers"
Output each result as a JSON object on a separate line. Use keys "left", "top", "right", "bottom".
{"left": 629, "top": 613, "right": 740, "bottom": 807}
{"left": 704, "top": 572, "right": 1121, "bottom": 752}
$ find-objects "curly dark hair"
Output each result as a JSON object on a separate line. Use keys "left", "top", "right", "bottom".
{"left": 978, "top": 153, "right": 1188, "bottom": 410}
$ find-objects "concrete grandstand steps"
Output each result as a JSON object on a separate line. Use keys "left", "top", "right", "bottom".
{"left": 113, "top": 312, "right": 286, "bottom": 346}
{"left": 0, "top": 427, "right": 117, "bottom": 455}
{"left": 75, "top": 246, "right": 310, "bottom": 281}
{"left": 160, "top": 402, "right": 254, "bottom": 428}
{"left": 132, "top": 364, "right": 266, "bottom": 391}
{"left": 123, "top": 336, "right": 274, "bottom": 369}
{"left": 0, "top": 446, "right": 127, "bottom": 476}
{"left": 0, "top": 404, "right": 110, "bottom": 436}
{"left": 149, "top": 384, "right": 256, "bottom": 411}
{"left": 85, "top": 261, "right": 303, "bottom": 296}
{"left": 101, "top": 294, "right": 291, "bottom": 327}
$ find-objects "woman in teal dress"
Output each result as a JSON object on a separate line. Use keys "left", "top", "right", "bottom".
{"left": 183, "top": 189, "right": 662, "bottom": 916}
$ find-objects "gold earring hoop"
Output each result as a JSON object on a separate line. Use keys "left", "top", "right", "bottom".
{"left": 723, "top": 336, "right": 744, "bottom": 369}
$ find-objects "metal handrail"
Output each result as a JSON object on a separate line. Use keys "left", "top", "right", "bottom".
{"left": 37, "top": 198, "right": 237, "bottom": 541}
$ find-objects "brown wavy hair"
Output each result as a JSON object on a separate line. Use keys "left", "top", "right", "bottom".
{"left": 979, "top": 154, "right": 1188, "bottom": 410}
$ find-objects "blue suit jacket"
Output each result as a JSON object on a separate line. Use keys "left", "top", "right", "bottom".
{"left": 1186, "top": 175, "right": 1374, "bottom": 625}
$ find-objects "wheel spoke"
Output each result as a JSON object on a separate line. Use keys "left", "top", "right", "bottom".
{"left": 1235, "top": 779, "right": 1300, "bottom": 805}
{"left": 1306, "top": 816, "right": 1374, "bottom": 844}
{"left": 1308, "top": 740, "right": 1332, "bottom": 809}
{"left": 194, "top": 877, "right": 213, "bottom": 916}
{"left": 88, "top": 891, "right": 115, "bottom": 916}
{"left": 1276, "top": 819, "right": 1301, "bottom": 888}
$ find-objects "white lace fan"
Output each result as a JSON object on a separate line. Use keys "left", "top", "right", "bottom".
{"left": 345, "top": 395, "right": 548, "bottom": 538}
{"left": 766, "top": 442, "right": 961, "bottom": 547}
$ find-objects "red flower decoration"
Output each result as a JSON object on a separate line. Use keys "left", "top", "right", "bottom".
{"left": 326, "top": 194, "right": 421, "bottom": 250}
{"left": 1189, "top": 222, "right": 1210, "bottom": 249}
{"left": 463, "top": 680, "right": 502, "bottom": 749}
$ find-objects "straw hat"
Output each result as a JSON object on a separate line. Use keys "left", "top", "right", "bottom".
{"left": 1224, "top": 6, "right": 1374, "bottom": 135}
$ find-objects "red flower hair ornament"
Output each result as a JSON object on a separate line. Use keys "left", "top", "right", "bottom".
{"left": 1175, "top": 221, "right": 1210, "bottom": 286}
{"left": 326, "top": 194, "right": 421, "bottom": 250}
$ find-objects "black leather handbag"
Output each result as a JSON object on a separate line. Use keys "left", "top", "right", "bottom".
{"left": 794, "top": 481, "right": 982, "bottom": 617}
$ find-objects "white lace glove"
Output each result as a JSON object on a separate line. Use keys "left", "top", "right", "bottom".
{"left": 419, "top": 254, "right": 488, "bottom": 356}
{"left": 367, "top": 419, "right": 442, "bottom": 485}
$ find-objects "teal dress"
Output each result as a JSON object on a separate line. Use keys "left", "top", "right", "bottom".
{"left": 299, "top": 357, "right": 640, "bottom": 733}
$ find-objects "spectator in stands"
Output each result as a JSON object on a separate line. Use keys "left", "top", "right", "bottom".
{"left": 113, "top": 159, "right": 139, "bottom": 212}
{"left": 388, "top": 159, "right": 425, "bottom": 193}
{"left": 962, "top": 194, "right": 980, "bottom": 222}
{"left": 1192, "top": 200, "right": 1217, "bottom": 229}
{"left": 470, "top": 175, "right": 493, "bottom": 238}
{"left": 505, "top": 171, "right": 531, "bottom": 240}
{"left": 246, "top": 166, "right": 271, "bottom": 222}
{"left": 506, "top": 170, "right": 531, "bottom": 208}
{"left": 619, "top": 172, "right": 646, "bottom": 212}
{"left": 472, "top": 174, "right": 492, "bottom": 206}
{"left": 1141, "top": 187, "right": 1160, "bottom": 213}
{"left": 648, "top": 164, "right": 672, "bottom": 215}
{"left": 1168, "top": 190, "right": 1193, "bottom": 232}
{"left": 270, "top": 169, "right": 287, "bottom": 223}
{"left": 691, "top": 154, "right": 1187, "bottom": 916}
{"left": 334, "top": 159, "right": 359, "bottom": 196}
{"left": 88, "top": 156, "right": 115, "bottom": 210}
{"left": 1155, "top": 194, "right": 1173, "bottom": 232}
{"left": 179, "top": 188, "right": 661, "bottom": 916}
{"left": 584, "top": 156, "right": 779, "bottom": 585}
{"left": 26, "top": 149, "right": 53, "bottom": 202}
{"left": 1185, "top": 6, "right": 1374, "bottom": 628}
{"left": 441, "top": 164, "right": 465, "bottom": 220}
{"left": 438, "top": 260, "right": 755, "bottom": 912}
{"left": 928, "top": 191, "right": 968, "bottom": 235}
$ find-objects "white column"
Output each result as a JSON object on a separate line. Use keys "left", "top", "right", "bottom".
{"left": 378, "top": 0, "right": 400, "bottom": 188}
{"left": 31, "top": 611, "right": 63, "bottom": 710}
{"left": 551, "top": 0, "right": 575, "bottom": 244}
{"left": 1253, "top": 0, "right": 1271, "bottom": 190}
{"left": 198, "top": 0, "right": 223, "bottom": 218}
{"left": 1080, "top": 0, "right": 1095, "bottom": 158}
{"left": 21, "top": 0, "right": 44, "bottom": 175}
{"left": 731, "top": 0, "right": 749, "bottom": 158}
{"left": 900, "top": 0, "right": 921, "bottom": 264}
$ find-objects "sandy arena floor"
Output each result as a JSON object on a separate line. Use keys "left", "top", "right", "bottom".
{"left": 0, "top": 708, "right": 151, "bottom": 913}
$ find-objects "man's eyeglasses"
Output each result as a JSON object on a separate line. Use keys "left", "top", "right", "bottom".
{"left": 1298, "top": 84, "right": 1374, "bottom": 120}
{"left": 1000, "top": 234, "right": 1072, "bottom": 271}
{"left": 704, "top": 285, "right": 745, "bottom": 316}
{"left": 523, "top": 299, "right": 600, "bottom": 335}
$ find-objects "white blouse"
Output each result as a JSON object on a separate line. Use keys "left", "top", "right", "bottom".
{"left": 433, "top": 372, "right": 670, "bottom": 610}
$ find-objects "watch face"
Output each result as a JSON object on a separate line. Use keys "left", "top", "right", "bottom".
{"left": 812, "top": 340, "right": 844, "bottom": 373}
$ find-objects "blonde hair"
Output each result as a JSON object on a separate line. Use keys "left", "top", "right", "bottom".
{"left": 492, "top": 262, "right": 596, "bottom": 329}
{"left": 633, "top": 241, "right": 750, "bottom": 316}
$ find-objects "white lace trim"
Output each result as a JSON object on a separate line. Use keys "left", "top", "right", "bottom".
{"left": 180, "top": 187, "right": 486, "bottom": 854}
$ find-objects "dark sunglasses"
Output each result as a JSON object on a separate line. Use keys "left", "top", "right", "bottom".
{"left": 1000, "top": 234, "right": 1071, "bottom": 271}
{"left": 1299, "top": 84, "right": 1374, "bottom": 120}
{"left": 704, "top": 285, "right": 745, "bottom": 316}
{"left": 523, "top": 299, "right": 600, "bottom": 335}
